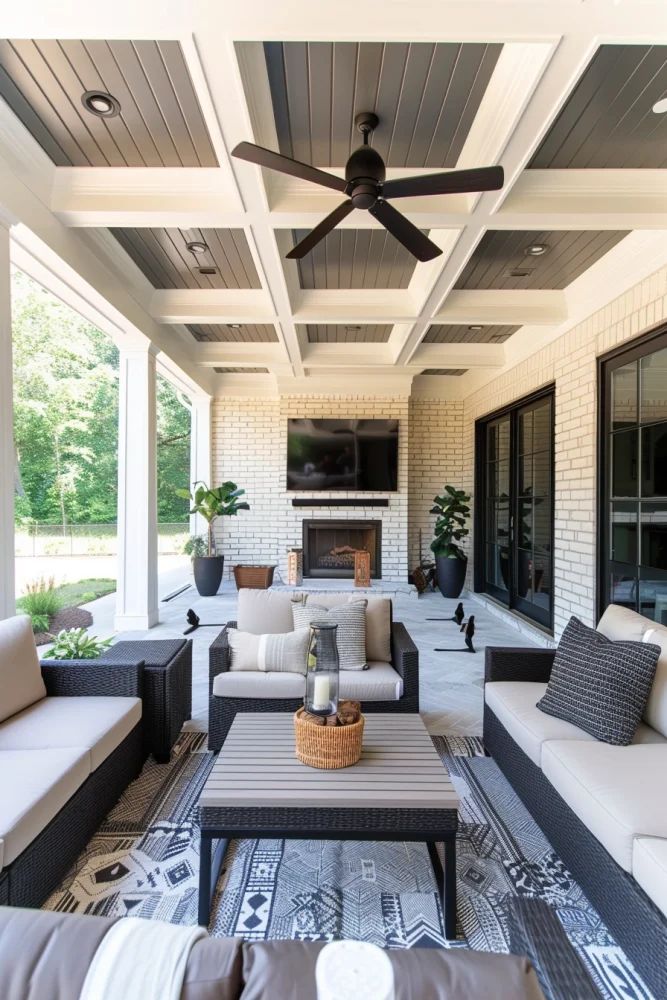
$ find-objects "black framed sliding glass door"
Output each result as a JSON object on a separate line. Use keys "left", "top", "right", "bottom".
{"left": 600, "top": 330, "right": 667, "bottom": 622}
{"left": 476, "top": 388, "right": 554, "bottom": 630}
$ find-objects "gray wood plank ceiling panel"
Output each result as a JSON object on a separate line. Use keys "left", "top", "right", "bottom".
{"left": 110, "top": 228, "right": 261, "bottom": 289}
{"left": 187, "top": 324, "right": 278, "bottom": 343}
{"left": 292, "top": 229, "right": 419, "bottom": 289}
{"left": 304, "top": 324, "right": 392, "bottom": 343}
{"left": 0, "top": 39, "right": 217, "bottom": 166}
{"left": 455, "top": 230, "right": 628, "bottom": 290}
{"left": 423, "top": 369, "right": 467, "bottom": 375}
{"left": 214, "top": 367, "right": 270, "bottom": 373}
{"left": 424, "top": 324, "right": 519, "bottom": 344}
{"left": 531, "top": 45, "right": 667, "bottom": 169}
{"left": 264, "top": 41, "right": 501, "bottom": 167}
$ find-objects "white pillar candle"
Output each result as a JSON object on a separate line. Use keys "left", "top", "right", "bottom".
{"left": 315, "top": 941, "right": 394, "bottom": 1000}
{"left": 312, "top": 674, "right": 330, "bottom": 711}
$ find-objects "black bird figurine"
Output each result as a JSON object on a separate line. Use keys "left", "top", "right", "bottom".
{"left": 183, "top": 609, "right": 228, "bottom": 635}
{"left": 426, "top": 601, "right": 466, "bottom": 624}
{"left": 434, "top": 615, "right": 476, "bottom": 654}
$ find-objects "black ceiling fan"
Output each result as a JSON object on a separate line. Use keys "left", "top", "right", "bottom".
{"left": 232, "top": 112, "right": 504, "bottom": 262}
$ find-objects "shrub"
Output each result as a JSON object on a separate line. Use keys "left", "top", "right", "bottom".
{"left": 18, "top": 576, "right": 62, "bottom": 631}
{"left": 183, "top": 534, "right": 207, "bottom": 558}
{"left": 48, "top": 628, "right": 112, "bottom": 660}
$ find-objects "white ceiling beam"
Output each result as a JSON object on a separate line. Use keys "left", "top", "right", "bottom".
{"left": 291, "top": 290, "right": 419, "bottom": 324}
{"left": 436, "top": 289, "right": 568, "bottom": 326}
{"left": 149, "top": 288, "right": 275, "bottom": 324}
{"left": 193, "top": 342, "right": 289, "bottom": 367}
{"left": 411, "top": 342, "right": 505, "bottom": 370}
{"left": 301, "top": 342, "right": 393, "bottom": 368}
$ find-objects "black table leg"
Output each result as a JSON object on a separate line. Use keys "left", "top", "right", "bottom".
{"left": 198, "top": 832, "right": 212, "bottom": 926}
{"left": 428, "top": 837, "right": 457, "bottom": 940}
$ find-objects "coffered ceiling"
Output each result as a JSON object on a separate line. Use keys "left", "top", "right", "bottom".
{"left": 1, "top": 2, "right": 667, "bottom": 400}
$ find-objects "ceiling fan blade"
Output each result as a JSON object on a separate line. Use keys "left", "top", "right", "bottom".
{"left": 369, "top": 200, "right": 442, "bottom": 262}
{"left": 232, "top": 141, "right": 347, "bottom": 194}
{"left": 382, "top": 165, "right": 504, "bottom": 199}
{"left": 286, "top": 201, "right": 355, "bottom": 259}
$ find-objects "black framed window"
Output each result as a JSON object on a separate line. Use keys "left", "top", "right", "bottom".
{"left": 600, "top": 330, "right": 667, "bottom": 623}
{"left": 475, "top": 387, "right": 554, "bottom": 630}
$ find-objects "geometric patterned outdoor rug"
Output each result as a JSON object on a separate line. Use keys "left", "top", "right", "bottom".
{"left": 44, "top": 732, "right": 654, "bottom": 1000}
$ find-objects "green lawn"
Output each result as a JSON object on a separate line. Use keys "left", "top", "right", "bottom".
{"left": 17, "top": 578, "right": 116, "bottom": 613}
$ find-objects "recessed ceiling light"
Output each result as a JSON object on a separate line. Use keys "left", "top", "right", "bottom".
{"left": 197, "top": 266, "right": 217, "bottom": 276}
{"left": 228, "top": 324, "right": 242, "bottom": 329}
{"left": 186, "top": 241, "right": 209, "bottom": 255}
{"left": 652, "top": 97, "right": 667, "bottom": 114}
{"left": 81, "top": 90, "right": 120, "bottom": 118}
{"left": 525, "top": 244, "right": 548, "bottom": 256}
{"left": 468, "top": 325, "right": 483, "bottom": 331}
{"left": 345, "top": 325, "right": 362, "bottom": 332}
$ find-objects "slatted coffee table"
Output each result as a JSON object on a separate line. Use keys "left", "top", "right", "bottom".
{"left": 198, "top": 712, "right": 459, "bottom": 937}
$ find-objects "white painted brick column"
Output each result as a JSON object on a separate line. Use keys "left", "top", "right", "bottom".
{"left": 189, "top": 393, "right": 212, "bottom": 538}
{"left": 115, "top": 343, "right": 159, "bottom": 631}
{"left": 0, "top": 222, "right": 14, "bottom": 620}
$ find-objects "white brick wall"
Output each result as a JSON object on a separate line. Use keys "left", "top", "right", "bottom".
{"left": 463, "top": 263, "right": 667, "bottom": 637}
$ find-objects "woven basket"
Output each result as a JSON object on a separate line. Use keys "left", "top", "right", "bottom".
{"left": 294, "top": 708, "right": 364, "bottom": 769}
{"left": 233, "top": 565, "right": 276, "bottom": 589}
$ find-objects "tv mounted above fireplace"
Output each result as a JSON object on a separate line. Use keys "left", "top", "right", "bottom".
{"left": 287, "top": 418, "right": 398, "bottom": 492}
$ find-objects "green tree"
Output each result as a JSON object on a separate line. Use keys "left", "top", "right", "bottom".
{"left": 156, "top": 375, "right": 190, "bottom": 522}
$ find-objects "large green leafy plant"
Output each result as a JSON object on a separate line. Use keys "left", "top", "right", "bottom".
{"left": 430, "top": 485, "right": 471, "bottom": 561}
{"left": 176, "top": 481, "right": 250, "bottom": 556}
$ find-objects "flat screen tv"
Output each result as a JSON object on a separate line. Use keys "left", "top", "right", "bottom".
{"left": 287, "top": 418, "right": 399, "bottom": 492}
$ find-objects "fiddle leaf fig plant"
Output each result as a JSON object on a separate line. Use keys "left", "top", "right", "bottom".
{"left": 430, "top": 485, "right": 471, "bottom": 561}
{"left": 175, "top": 481, "right": 250, "bottom": 556}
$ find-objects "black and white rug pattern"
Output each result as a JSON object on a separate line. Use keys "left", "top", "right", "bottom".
{"left": 44, "top": 733, "right": 653, "bottom": 1000}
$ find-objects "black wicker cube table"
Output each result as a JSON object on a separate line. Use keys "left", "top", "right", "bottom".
{"left": 198, "top": 712, "right": 459, "bottom": 937}
{"left": 105, "top": 638, "right": 192, "bottom": 762}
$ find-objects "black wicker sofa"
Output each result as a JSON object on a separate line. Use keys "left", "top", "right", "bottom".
{"left": 0, "top": 616, "right": 147, "bottom": 909}
{"left": 483, "top": 605, "right": 667, "bottom": 1000}
{"left": 208, "top": 599, "right": 419, "bottom": 752}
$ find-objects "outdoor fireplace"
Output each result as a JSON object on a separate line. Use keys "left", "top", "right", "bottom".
{"left": 302, "top": 519, "right": 382, "bottom": 579}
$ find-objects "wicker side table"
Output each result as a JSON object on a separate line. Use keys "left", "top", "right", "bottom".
{"left": 106, "top": 639, "right": 192, "bottom": 761}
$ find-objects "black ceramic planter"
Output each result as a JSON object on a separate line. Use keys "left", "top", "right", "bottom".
{"left": 436, "top": 554, "right": 467, "bottom": 599}
{"left": 193, "top": 555, "right": 224, "bottom": 596}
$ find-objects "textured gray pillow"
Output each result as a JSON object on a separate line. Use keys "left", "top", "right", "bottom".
{"left": 536, "top": 616, "right": 660, "bottom": 745}
{"left": 292, "top": 600, "right": 368, "bottom": 671}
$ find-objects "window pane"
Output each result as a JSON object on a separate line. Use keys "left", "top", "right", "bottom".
{"left": 611, "top": 361, "right": 637, "bottom": 430}
{"left": 533, "top": 450, "right": 550, "bottom": 498}
{"left": 486, "top": 544, "right": 509, "bottom": 591}
{"left": 488, "top": 459, "right": 509, "bottom": 497}
{"left": 518, "top": 500, "right": 533, "bottom": 548}
{"left": 518, "top": 454, "right": 532, "bottom": 496}
{"left": 517, "top": 549, "right": 532, "bottom": 597}
{"left": 533, "top": 498, "right": 551, "bottom": 550}
{"left": 641, "top": 347, "right": 667, "bottom": 424}
{"left": 611, "top": 502, "right": 637, "bottom": 564}
{"left": 640, "top": 503, "right": 667, "bottom": 571}
{"left": 518, "top": 410, "right": 533, "bottom": 454}
{"left": 487, "top": 499, "right": 510, "bottom": 543}
{"left": 639, "top": 567, "right": 667, "bottom": 624}
{"left": 610, "top": 569, "right": 636, "bottom": 609}
{"left": 641, "top": 422, "right": 667, "bottom": 497}
{"left": 533, "top": 549, "right": 551, "bottom": 600}
{"left": 532, "top": 398, "right": 551, "bottom": 447}
{"left": 612, "top": 429, "right": 638, "bottom": 497}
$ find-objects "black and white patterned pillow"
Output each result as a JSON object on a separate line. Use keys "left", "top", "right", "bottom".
{"left": 293, "top": 600, "right": 368, "bottom": 671}
{"left": 536, "top": 616, "right": 660, "bottom": 745}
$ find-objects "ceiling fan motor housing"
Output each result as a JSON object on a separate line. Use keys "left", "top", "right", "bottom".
{"left": 345, "top": 144, "right": 386, "bottom": 209}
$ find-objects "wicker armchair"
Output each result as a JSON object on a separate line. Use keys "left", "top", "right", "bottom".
{"left": 208, "top": 620, "right": 419, "bottom": 752}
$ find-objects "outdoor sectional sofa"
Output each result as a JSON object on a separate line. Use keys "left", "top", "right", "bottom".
{"left": 0, "top": 615, "right": 146, "bottom": 909}
{"left": 483, "top": 603, "right": 667, "bottom": 1000}
{"left": 208, "top": 589, "right": 419, "bottom": 752}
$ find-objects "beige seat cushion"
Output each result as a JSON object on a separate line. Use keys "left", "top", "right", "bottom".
{"left": 304, "top": 593, "right": 392, "bottom": 662}
{"left": 0, "top": 615, "right": 46, "bottom": 724}
{"left": 541, "top": 739, "right": 667, "bottom": 871}
{"left": 597, "top": 603, "right": 667, "bottom": 738}
{"left": 0, "top": 696, "right": 141, "bottom": 771}
{"left": 633, "top": 837, "right": 667, "bottom": 918}
{"left": 213, "top": 661, "right": 402, "bottom": 702}
{"left": 236, "top": 590, "right": 301, "bottom": 635}
{"left": 485, "top": 682, "right": 597, "bottom": 767}
{"left": 0, "top": 748, "right": 90, "bottom": 867}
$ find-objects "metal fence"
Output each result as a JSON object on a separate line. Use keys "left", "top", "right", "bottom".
{"left": 15, "top": 523, "right": 189, "bottom": 557}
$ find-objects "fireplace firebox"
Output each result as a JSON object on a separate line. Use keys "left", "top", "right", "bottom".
{"left": 302, "top": 519, "right": 382, "bottom": 579}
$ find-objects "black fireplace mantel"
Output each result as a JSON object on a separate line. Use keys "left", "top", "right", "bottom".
{"left": 291, "top": 498, "right": 389, "bottom": 507}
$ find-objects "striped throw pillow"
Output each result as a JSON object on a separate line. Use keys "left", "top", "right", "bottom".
{"left": 293, "top": 600, "right": 368, "bottom": 671}
{"left": 227, "top": 627, "right": 310, "bottom": 674}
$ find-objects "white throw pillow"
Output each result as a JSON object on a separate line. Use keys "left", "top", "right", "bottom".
{"left": 227, "top": 627, "right": 310, "bottom": 674}
{"left": 293, "top": 600, "right": 368, "bottom": 671}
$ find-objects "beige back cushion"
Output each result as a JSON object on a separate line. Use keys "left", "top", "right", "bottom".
{"left": 0, "top": 615, "right": 47, "bottom": 724}
{"left": 237, "top": 590, "right": 304, "bottom": 635}
{"left": 303, "top": 593, "right": 392, "bottom": 662}
{"left": 597, "top": 604, "right": 667, "bottom": 738}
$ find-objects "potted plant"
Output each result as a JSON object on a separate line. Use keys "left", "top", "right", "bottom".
{"left": 176, "top": 481, "right": 250, "bottom": 596}
{"left": 430, "top": 485, "right": 471, "bottom": 599}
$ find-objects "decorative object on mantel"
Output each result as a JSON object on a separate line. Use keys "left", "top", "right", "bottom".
{"left": 232, "top": 565, "right": 276, "bottom": 589}
{"left": 315, "top": 940, "right": 395, "bottom": 1000}
{"left": 430, "top": 485, "right": 471, "bottom": 598}
{"left": 294, "top": 701, "right": 364, "bottom": 769}
{"left": 287, "top": 547, "right": 303, "bottom": 586}
{"left": 176, "top": 481, "right": 250, "bottom": 596}
{"left": 354, "top": 550, "right": 371, "bottom": 588}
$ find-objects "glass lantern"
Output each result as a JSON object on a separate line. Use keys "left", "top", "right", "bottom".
{"left": 305, "top": 621, "right": 340, "bottom": 716}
